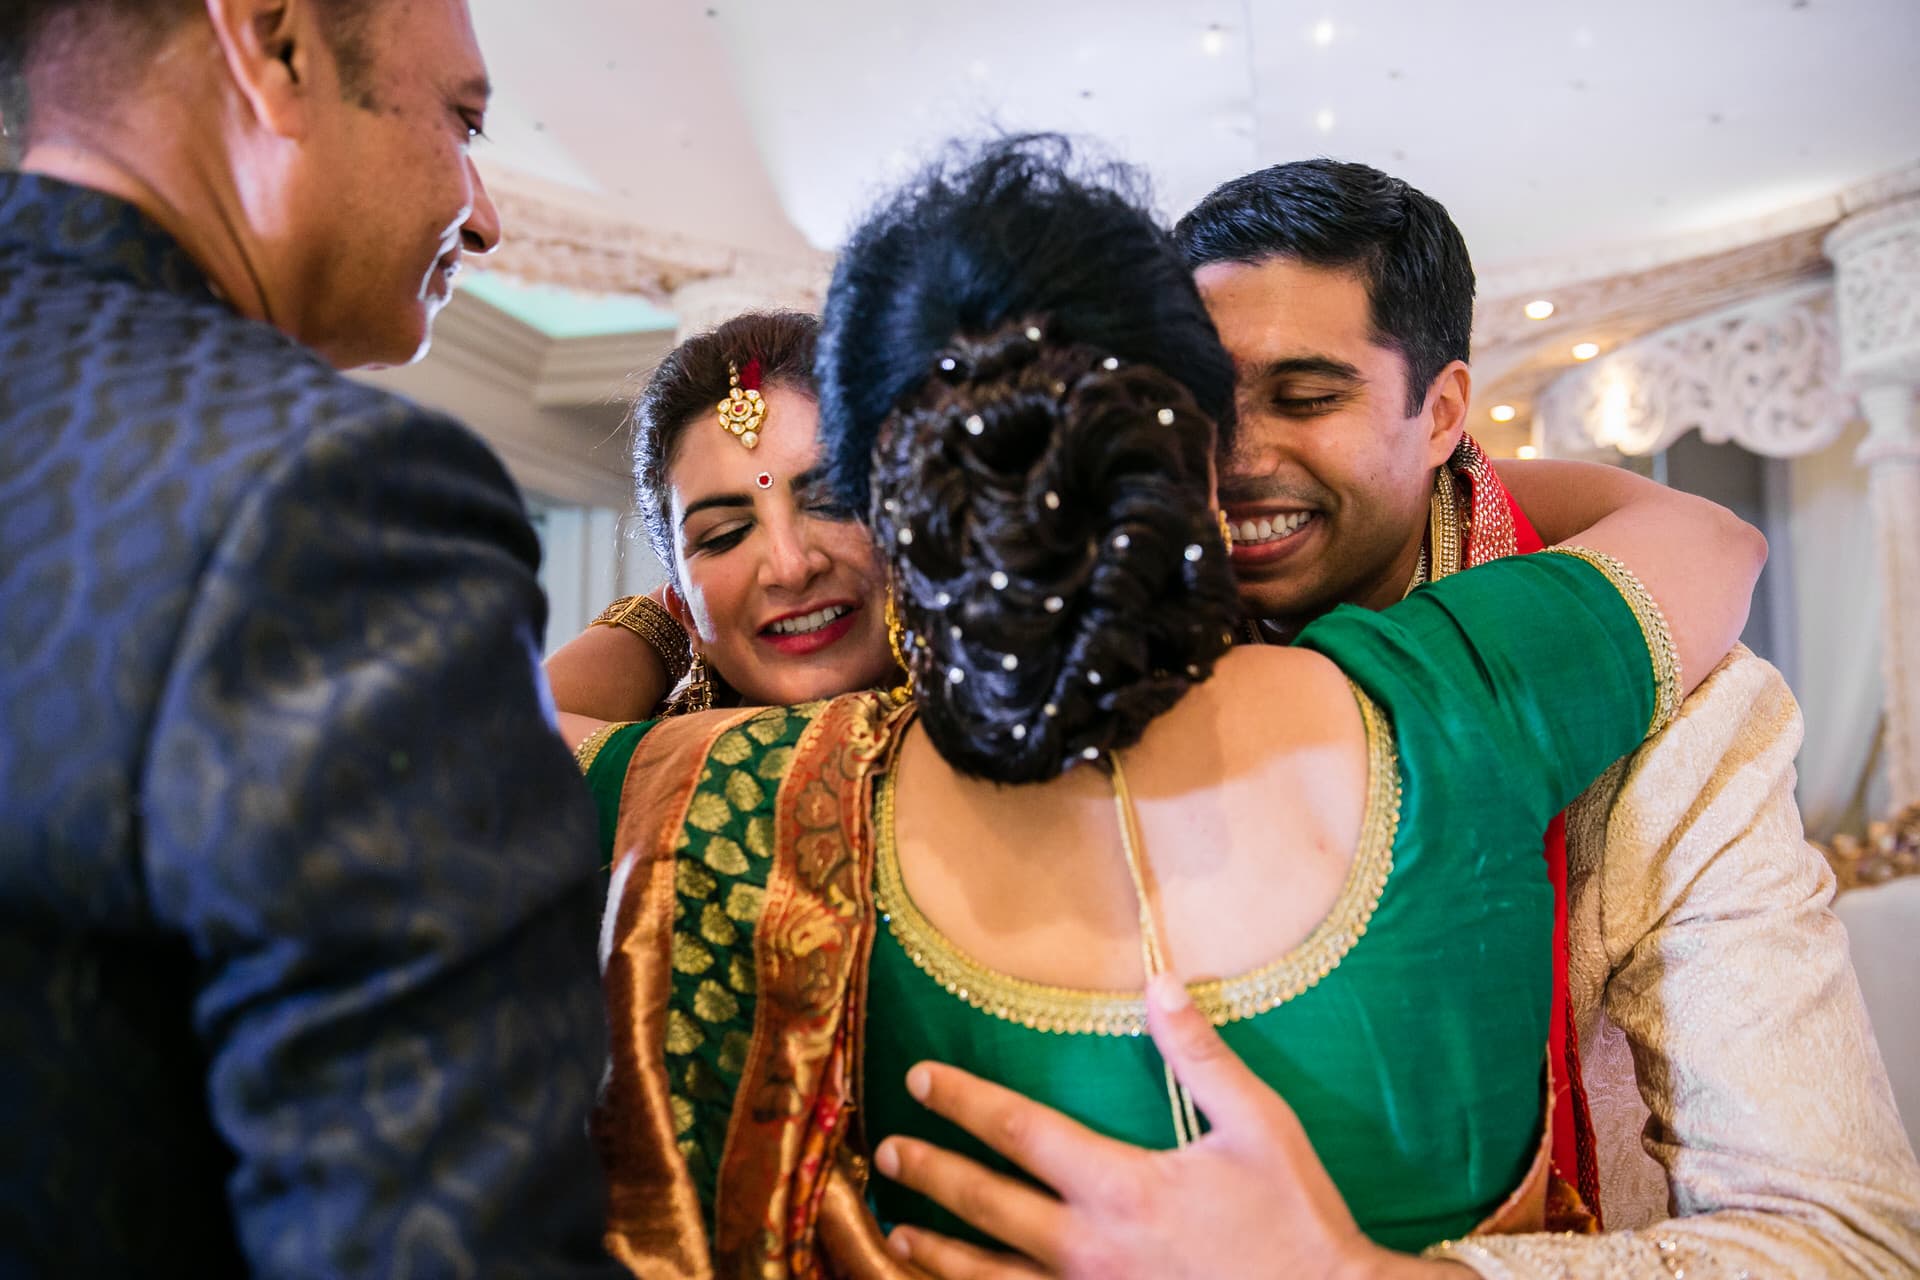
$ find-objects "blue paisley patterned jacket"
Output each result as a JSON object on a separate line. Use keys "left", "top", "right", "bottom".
{"left": 0, "top": 174, "right": 622, "bottom": 1278}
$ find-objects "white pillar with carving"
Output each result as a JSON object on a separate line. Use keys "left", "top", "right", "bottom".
{"left": 1827, "top": 198, "right": 1920, "bottom": 811}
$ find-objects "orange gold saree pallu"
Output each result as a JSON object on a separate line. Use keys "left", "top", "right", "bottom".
{"left": 596, "top": 694, "right": 917, "bottom": 1279}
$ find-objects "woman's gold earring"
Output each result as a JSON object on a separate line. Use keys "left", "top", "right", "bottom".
{"left": 884, "top": 590, "right": 915, "bottom": 706}
{"left": 1217, "top": 509, "right": 1235, "bottom": 554}
{"left": 666, "top": 652, "right": 714, "bottom": 716}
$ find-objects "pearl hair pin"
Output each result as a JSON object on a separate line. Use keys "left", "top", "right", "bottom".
{"left": 965, "top": 414, "right": 985, "bottom": 436}
{"left": 1025, "top": 326, "right": 1043, "bottom": 341}
{"left": 989, "top": 571, "right": 1008, "bottom": 590}
{"left": 1157, "top": 408, "right": 1176, "bottom": 425}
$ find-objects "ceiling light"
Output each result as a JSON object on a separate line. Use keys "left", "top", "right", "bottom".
{"left": 1516, "top": 445, "right": 1540, "bottom": 460}
{"left": 1572, "top": 342, "right": 1600, "bottom": 360}
{"left": 1202, "top": 26, "right": 1226, "bottom": 56}
{"left": 1314, "top": 108, "right": 1336, "bottom": 133}
{"left": 1523, "top": 299, "right": 1555, "bottom": 321}
{"left": 1312, "top": 19, "right": 1336, "bottom": 47}
{"left": 1490, "top": 404, "right": 1517, "bottom": 423}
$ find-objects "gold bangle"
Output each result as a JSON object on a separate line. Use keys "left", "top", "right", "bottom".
{"left": 593, "top": 595, "right": 692, "bottom": 684}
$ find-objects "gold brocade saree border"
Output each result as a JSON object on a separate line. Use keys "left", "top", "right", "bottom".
{"left": 872, "top": 681, "right": 1403, "bottom": 1035}
{"left": 598, "top": 706, "right": 764, "bottom": 1280}
{"left": 713, "top": 692, "right": 912, "bottom": 1279}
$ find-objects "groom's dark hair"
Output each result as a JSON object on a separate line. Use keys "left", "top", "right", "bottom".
{"left": 1175, "top": 159, "right": 1475, "bottom": 417}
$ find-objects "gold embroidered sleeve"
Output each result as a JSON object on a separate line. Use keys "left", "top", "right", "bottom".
{"left": 1543, "top": 546, "right": 1681, "bottom": 739}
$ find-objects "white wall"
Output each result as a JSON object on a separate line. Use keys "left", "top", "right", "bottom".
{"left": 528, "top": 503, "right": 667, "bottom": 654}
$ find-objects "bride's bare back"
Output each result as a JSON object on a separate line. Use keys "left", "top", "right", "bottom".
{"left": 888, "top": 645, "right": 1366, "bottom": 992}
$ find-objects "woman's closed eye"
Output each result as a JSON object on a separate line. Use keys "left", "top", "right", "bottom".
{"left": 692, "top": 519, "right": 753, "bottom": 555}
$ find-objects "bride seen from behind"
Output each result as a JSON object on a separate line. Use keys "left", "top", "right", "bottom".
{"left": 589, "top": 137, "right": 1765, "bottom": 1278}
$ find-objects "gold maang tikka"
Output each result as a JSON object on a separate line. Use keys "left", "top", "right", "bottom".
{"left": 716, "top": 358, "right": 768, "bottom": 449}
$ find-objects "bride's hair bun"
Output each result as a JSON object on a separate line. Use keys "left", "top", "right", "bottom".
{"left": 817, "top": 135, "right": 1240, "bottom": 782}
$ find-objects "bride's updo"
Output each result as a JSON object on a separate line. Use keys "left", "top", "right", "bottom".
{"left": 816, "top": 136, "right": 1240, "bottom": 784}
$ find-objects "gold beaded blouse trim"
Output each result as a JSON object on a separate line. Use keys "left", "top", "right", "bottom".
{"left": 574, "top": 720, "right": 637, "bottom": 774}
{"left": 873, "top": 681, "right": 1402, "bottom": 1036}
{"left": 1542, "top": 547, "right": 1682, "bottom": 739}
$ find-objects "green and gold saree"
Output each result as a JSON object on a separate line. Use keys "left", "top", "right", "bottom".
{"left": 586, "top": 549, "right": 1676, "bottom": 1278}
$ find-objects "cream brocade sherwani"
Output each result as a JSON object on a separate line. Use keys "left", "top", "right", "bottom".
{"left": 1432, "top": 648, "right": 1920, "bottom": 1278}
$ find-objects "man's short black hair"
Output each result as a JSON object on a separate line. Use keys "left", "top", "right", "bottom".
{"left": 1, "top": 0, "right": 379, "bottom": 135}
{"left": 1175, "top": 159, "right": 1476, "bottom": 417}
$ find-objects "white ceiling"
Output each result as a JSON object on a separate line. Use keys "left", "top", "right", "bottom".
{"left": 469, "top": 0, "right": 1920, "bottom": 277}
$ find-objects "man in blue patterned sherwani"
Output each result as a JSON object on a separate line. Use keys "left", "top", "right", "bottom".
{"left": 0, "top": 1, "right": 624, "bottom": 1274}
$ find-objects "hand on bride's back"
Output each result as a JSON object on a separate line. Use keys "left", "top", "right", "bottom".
{"left": 874, "top": 975, "right": 1473, "bottom": 1280}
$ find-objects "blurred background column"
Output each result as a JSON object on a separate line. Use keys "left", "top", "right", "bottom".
{"left": 1829, "top": 198, "right": 1920, "bottom": 812}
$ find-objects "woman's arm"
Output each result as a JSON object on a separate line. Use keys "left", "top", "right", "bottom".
{"left": 1497, "top": 458, "right": 1766, "bottom": 700}
{"left": 545, "top": 588, "right": 682, "bottom": 722}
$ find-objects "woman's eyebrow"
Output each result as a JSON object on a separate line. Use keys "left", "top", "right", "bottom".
{"left": 679, "top": 493, "right": 753, "bottom": 527}
{"left": 789, "top": 466, "right": 830, "bottom": 491}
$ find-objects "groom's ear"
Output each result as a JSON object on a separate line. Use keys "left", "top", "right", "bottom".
{"left": 1422, "top": 359, "right": 1472, "bottom": 467}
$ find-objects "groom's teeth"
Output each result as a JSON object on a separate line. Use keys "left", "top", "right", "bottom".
{"left": 1231, "top": 512, "right": 1316, "bottom": 548}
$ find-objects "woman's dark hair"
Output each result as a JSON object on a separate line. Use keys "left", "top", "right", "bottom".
{"left": 1175, "top": 159, "right": 1475, "bottom": 417}
{"left": 631, "top": 310, "right": 819, "bottom": 570}
{"left": 816, "top": 135, "right": 1240, "bottom": 785}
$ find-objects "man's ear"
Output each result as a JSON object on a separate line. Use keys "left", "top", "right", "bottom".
{"left": 202, "top": 0, "right": 313, "bottom": 139}
{"left": 1423, "top": 359, "right": 1472, "bottom": 467}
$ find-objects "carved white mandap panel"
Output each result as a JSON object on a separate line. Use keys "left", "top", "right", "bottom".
{"left": 1538, "top": 285, "right": 1848, "bottom": 460}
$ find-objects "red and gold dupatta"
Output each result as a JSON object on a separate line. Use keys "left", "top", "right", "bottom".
{"left": 1436, "top": 434, "right": 1601, "bottom": 1230}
